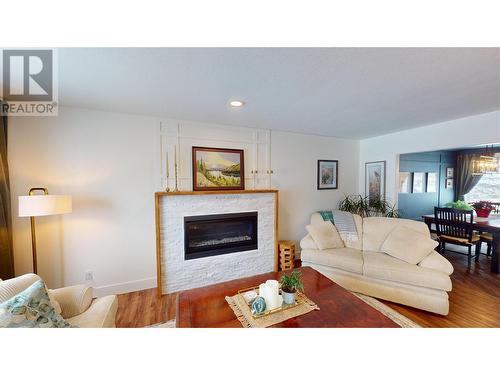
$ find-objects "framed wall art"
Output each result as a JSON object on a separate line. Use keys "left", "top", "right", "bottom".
{"left": 426, "top": 172, "right": 437, "bottom": 193}
{"left": 365, "top": 161, "right": 386, "bottom": 205}
{"left": 398, "top": 172, "right": 411, "bottom": 193}
{"left": 317, "top": 160, "right": 338, "bottom": 190}
{"left": 412, "top": 172, "right": 426, "bottom": 193}
{"left": 192, "top": 146, "right": 245, "bottom": 191}
{"left": 446, "top": 167, "right": 454, "bottom": 178}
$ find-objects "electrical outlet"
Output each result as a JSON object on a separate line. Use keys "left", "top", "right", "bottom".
{"left": 85, "top": 271, "right": 93, "bottom": 281}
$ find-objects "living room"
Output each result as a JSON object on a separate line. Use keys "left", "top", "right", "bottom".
{"left": 1, "top": 1, "right": 499, "bottom": 373}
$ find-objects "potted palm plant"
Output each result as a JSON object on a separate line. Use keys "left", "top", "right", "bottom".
{"left": 471, "top": 201, "right": 495, "bottom": 218}
{"left": 280, "top": 270, "right": 304, "bottom": 305}
{"left": 337, "top": 194, "right": 399, "bottom": 217}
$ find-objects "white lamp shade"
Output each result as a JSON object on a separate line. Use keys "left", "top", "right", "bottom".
{"left": 18, "top": 195, "right": 72, "bottom": 217}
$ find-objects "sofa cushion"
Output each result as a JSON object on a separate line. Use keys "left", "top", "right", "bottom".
{"left": 310, "top": 212, "right": 327, "bottom": 225}
{"left": 0, "top": 280, "right": 72, "bottom": 328}
{"left": 300, "top": 247, "right": 363, "bottom": 274}
{"left": 310, "top": 212, "right": 363, "bottom": 250}
{"left": 362, "top": 217, "right": 430, "bottom": 252}
{"left": 299, "top": 234, "right": 319, "bottom": 250}
{"left": 381, "top": 226, "right": 438, "bottom": 264}
{"left": 418, "top": 251, "right": 454, "bottom": 275}
{"left": 306, "top": 221, "right": 344, "bottom": 250}
{"left": 362, "top": 252, "right": 452, "bottom": 291}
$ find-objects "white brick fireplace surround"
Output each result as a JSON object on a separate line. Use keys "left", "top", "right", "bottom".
{"left": 155, "top": 190, "right": 278, "bottom": 295}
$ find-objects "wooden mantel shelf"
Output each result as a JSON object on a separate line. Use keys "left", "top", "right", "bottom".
{"left": 155, "top": 189, "right": 278, "bottom": 197}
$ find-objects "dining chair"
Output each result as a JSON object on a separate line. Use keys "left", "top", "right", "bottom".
{"left": 479, "top": 232, "right": 493, "bottom": 258}
{"left": 434, "top": 207, "right": 481, "bottom": 267}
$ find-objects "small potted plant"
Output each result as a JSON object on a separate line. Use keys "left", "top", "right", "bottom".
{"left": 280, "top": 270, "right": 304, "bottom": 305}
{"left": 471, "top": 201, "right": 495, "bottom": 218}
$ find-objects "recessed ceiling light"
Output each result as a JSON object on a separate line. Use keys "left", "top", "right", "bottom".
{"left": 230, "top": 100, "right": 245, "bottom": 107}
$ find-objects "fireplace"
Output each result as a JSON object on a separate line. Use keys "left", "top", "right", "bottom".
{"left": 184, "top": 212, "right": 258, "bottom": 260}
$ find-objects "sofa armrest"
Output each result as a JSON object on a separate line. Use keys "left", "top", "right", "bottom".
{"left": 49, "top": 284, "right": 93, "bottom": 319}
{"left": 66, "top": 295, "right": 118, "bottom": 328}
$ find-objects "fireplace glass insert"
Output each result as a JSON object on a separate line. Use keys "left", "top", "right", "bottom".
{"left": 184, "top": 212, "right": 258, "bottom": 260}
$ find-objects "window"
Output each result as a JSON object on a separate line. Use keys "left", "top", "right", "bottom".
{"left": 464, "top": 173, "right": 500, "bottom": 202}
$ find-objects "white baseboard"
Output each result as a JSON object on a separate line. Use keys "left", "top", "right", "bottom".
{"left": 93, "top": 277, "right": 156, "bottom": 297}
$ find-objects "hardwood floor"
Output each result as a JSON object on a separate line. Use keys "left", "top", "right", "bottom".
{"left": 115, "top": 248, "right": 499, "bottom": 328}
{"left": 383, "top": 249, "right": 500, "bottom": 328}
{"left": 116, "top": 289, "right": 177, "bottom": 327}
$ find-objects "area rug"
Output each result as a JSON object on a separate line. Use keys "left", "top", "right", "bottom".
{"left": 352, "top": 292, "right": 421, "bottom": 328}
{"left": 146, "top": 319, "right": 176, "bottom": 328}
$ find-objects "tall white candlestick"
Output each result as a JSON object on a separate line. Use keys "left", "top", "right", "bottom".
{"left": 165, "top": 150, "right": 170, "bottom": 192}
{"left": 166, "top": 151, "right": 169, "bottom": 178}
{"left": 174, "top": 145, "right": 179, "bottom": 192}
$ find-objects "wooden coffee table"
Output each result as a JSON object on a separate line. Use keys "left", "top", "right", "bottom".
{"left": 176, "top": 266, "right": 399, "bottom": 327}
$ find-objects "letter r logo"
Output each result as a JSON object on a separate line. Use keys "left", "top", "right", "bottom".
{"left": 2, "top": 50, "right": 53, "bottom": 101}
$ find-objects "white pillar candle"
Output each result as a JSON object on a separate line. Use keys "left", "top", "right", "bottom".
{"left": 266, "top": 280, "right": 279, "bottom": 294}
{"left": 259, "top": 283, "right": 267, "bottom": 298}
{"left": 258, "top": 280, "right": 283, "bottom": 310}
{"left": 258, "top": 283, "right": 273, "bottom": 310}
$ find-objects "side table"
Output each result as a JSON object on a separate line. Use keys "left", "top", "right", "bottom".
{"left": 279, "top": 240, "right": 296, "bottom": 271}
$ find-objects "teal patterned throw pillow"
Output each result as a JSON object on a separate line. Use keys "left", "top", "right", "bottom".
{"left": 0, "top": 280, "right": 72, "bottom": 328}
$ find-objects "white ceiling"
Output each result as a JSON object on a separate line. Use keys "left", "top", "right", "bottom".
{"left": 58, "top": 48, "right": 500, "bottom": 139}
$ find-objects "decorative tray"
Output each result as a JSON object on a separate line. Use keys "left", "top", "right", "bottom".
{"left": 237, "top": 285, "right": 303, "bottom": 319}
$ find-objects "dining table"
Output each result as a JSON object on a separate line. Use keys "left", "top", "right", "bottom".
{"left": 422, "top": 214, "right": 500, "bottom": 273}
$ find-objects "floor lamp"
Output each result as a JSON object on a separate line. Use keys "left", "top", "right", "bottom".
{"left": 18, "top": 188, "right": 72, "bottom": 274}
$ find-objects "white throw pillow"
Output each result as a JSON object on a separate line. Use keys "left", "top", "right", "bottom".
{"left": 306, "top": 221, "right": 344, "bottom": 250}
{"left": 381, "top": 225, "right": 438, "bottom": 265}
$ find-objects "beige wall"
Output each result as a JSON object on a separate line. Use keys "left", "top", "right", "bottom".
{"left": 271, "top": 131, "right": 359, "bottom": 248}
{"left": 9, "top": 107, "right": 160, "bottom": 293}
{"left": 359, "top": 110, "right": 500, "bottom": 205}
{"left": 8, "top": 106, "right": 360, "bottom": 294}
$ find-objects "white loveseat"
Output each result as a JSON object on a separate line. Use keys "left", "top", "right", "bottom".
{"left": 0, "top": 274, "right": 118, "bottom": 327}
{"left": 300, "top": 213, "right": 454, "bottom": 315}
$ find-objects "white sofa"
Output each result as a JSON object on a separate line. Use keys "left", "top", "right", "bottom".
{"left": 0, "top": 273, "right": 118, "bottom": 327}
{"left": 300, "top": 213, "right": 454, "bottom": 315}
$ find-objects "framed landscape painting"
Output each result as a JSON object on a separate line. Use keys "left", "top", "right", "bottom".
{"left": 365, "top": 161, "right": 385, "bottom": 206}
{"left": 317, "top": 160, "right": 338, "bottom": 190}
{"left": 192, "top": 146, "right": 245, "bottom": 191}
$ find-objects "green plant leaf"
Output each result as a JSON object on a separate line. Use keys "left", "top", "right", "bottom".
{"left": 280, "top": 270, "right": 304, "bottom": 293}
